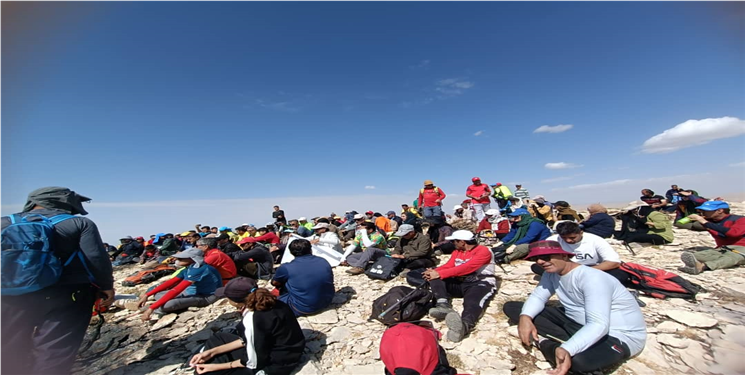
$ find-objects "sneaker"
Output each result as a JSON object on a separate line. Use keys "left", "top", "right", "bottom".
{"left": 445, "top": 311, "right": 466, "bottom": 342}
{"left": 345, "top": 267, "right": 365, "bottom": 275}
{"left": 680, "top": 252, "right": 704, "bottom": 275}
{"left": 428, "top": 303, "right": 455, "bottom": 321}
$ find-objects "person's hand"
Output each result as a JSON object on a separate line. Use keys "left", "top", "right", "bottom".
{"left": 310, "top": 239, "right": 320, "bottom": 245}
{"left": 435, "top": 199, "right": 441, "bottom": 204}
{"left": 547, "top": 347, "right": 572, "bottom": 375}
{"left": 517, "top": 315, "right": 538, "bottom": 346}
{"left": 423, "top": 269, "right": 440, "bottom": 281}
{"left": 190, "top": 349, "right": 215, "bottom": 366}
{"left": 687, "top": 214, "right": 707, "bottom": 224}
{"left": 99, "top": 289, "right": 116, "bottom": 308}
{"left": 391, "top": 254, "right": 405, "bottom": 259}
{"left": 194, "top": 363, "right": 221, "bottom": 374}
{"left": 646, "top": 221, "right": 656, "bottom": 227}
{"left": 269, "top": 245, "right": 279, "bottom": 252}
{"left": 137, "top": 294, "right": 150, "bottom": 309}
{"left": 141, "top": 308, "right": 153, "bottom": 322}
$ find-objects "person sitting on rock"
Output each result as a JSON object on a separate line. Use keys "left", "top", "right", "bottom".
{"left": 673, "top": 190, "right": 709, "bottom": 231}
{"left": 307, "top": 222, "right": 343, "bottom": 253}
{"left": 639, "top": 189, "right": 667, "bottom": 211}
{"left": 614, "top": 203, "right": 673, "bottom": 246}
{"left": 272, "top": 239, "right": 335, "bottom": 316}
{"left": 111, "top": 235, "right": 144, "bottom": 265}
{"left": 288, "top": 219, "right": 313, "bottom": 238}
{"left": 190, "top": 277, "right": 306, "bottom": 375}
{"left": 505, "top": 196, "right": 524, "bottom": 215}
{"left": 390, "top": 224, "right": 436, "bottom": 270}
{"left": 137, "top": 248, "right": 222, "bottom": 321}
{"left": 542, "top": 222, "right": 628, "bottom": 284}
{"left": 446, "top": 203, "right": 474, "bottom": 225}
{"left": 503, "top": 240, "right": 646, "bottom": 375}
{"left": 477, "top": 208, "right": 510, "bottom": 239}
{"left": 342, "top": 222, "right": 389, "bottom": 275}
{"left": 253, "top": 226, "right": 281, "bottom": 245}
{"left": 217, "top": 233, "right": 241, "bottom": 256}
{"left": 424, "top": 230, "right": 496, "bottom": 342}
{"left": 498, "top": 208, "right": 551, "bottom": 263}
{"left": 232, "top": 237, "right": 274, "bottom": 280}
{"left": 553, "top": 201, "right": 583, "bottom": 222}
{"left": 196, "top": 237, "right": 237, "bottom": 284}
{"left": 678, "top": 200, "right": 745, "bottom": 275}
{"left": 579, "top": 204, "right": 615, "bottom": 238}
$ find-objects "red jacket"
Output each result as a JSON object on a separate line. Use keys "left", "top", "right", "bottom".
{"left": 436, "top": 245, "right": 493, "bottom": 279}
{"left": 204, "top": 248, "right": 237, "bottom": 282}
{"left": 418, "top": 187, "right": 446, "bottom": 207}
{"left": 254, "top": 232, "right": 280, "bottom": 244}
{"left": 477, "top": 219, "right": 510, "bottom": 234}
{"left": 705, "top": 214, "right": 745, "bottom": 248}
{"left": 466, "top": 184, "right": 491, "bottom": 204}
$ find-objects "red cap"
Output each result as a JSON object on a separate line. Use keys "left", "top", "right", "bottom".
{"left": 472, "top": 177, "right": 481, "bottom": 182}
{"left": 525, "top": 240, "right": 574, "bottom": 261}
{"left": 237, "top": 237, "right": 258, "bottom": 245}
{"left": 496, "top": 182, "right": 502, "bottom": 186}
{"left": 135, "top": 236, "right": 144, "bottom": 241}
{"left": 366, "top": 211, "right": 373, "bottom": 215}
{"left": 380, "top": 323, "right": 441, "bottom": 375}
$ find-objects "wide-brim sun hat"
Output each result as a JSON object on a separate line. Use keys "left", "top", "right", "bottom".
{"left": 525, "top": 240, "right": 575, "bottom": 261}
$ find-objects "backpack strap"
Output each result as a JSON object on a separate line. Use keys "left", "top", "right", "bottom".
{"left": 47, "top": 214, "right": 98, "bottom": 287}
{"left": 49, "top": 214, "right": 76, "bottom": 225}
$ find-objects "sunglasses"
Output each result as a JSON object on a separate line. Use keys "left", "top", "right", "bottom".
{"left": 531, "top": 255, "right": 553, "bottom": 262}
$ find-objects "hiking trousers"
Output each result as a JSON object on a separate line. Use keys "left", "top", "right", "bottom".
{"left": 472, "top": 203, "right": 491, "bottom": 222}
{"left": 673, "top": 221, "right": 707, "bottom": 231}
{"left": 504, "top": 243, "right": 530, "bottom": 262}
{"left": 423, "top": 206, "right": 443, "bottom": 219}
{"left": 1, "top": 283, "right": 96, "bottom": 375}
{"left": 503, "top": 301, "right": 631, "bottom": 373}
{"left": 347, "top": 247, "right": 387, "bottom": 269}
{"left": 621, "top": 233, "right": 670, "bottom": 245}
{"left": 430, "top": 278, "right": 495, "bottom": 331}
{"left": 153, "top": 291, "right": 218, "bottom": 314}
{"left": 693, "top": 246, "right": 745, "bottom": 270}
{"left": 197, "top": 331, "right": 253, "bottom": 375}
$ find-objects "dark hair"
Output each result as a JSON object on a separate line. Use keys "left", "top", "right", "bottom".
{"left": 554, "top": 201, "right": 570, "bottom": 208}
{"left": 317, "top": 218, "right": 330, "bottom": 224}
{"left": 362, "top": 222, "right": 377, "bottom": 231}
{"left": 642, "top": 189, "right": 654, "bottom": 195}
{"left": 201, "top": 226, "right": 210, "bottom": 229}
{"left": 723, "top": 208, "right": 731, "bottom": 214}
{"left": 245, "top": 288, "right": 276, "bottom": 311}
{"left": 257, "top": 227, "right": 268, "bottom": 232}
{"left": 211, "top": 227, "right": 218, "bottom": 230}
{"left": 289, "top": 239, "right": 312, "bottom": 257}
{"left": 556, "top": 221, "right": 582, "bottom": 236}
{"left": 273, "top": 205, "right": 280, "bottom": 209}
{"left": 144, "top": 244, "right": 156, "bottom": 251}
{"left": 464, "top": 239, "right": 478, "bottom": 245}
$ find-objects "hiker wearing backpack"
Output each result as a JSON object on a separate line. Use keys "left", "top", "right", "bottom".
{"left": 418, "top": 180, "right": 447, "bottom": 219}
{"left": 190, "top": 278, "right": 306, "bottom": 375}
{"left": 542, "top": 222, "right": 629, "bottom": 284}
{"left": 424, "top": 230, "right": 497, "bottom": 342}
{"left": 504, "top": 241, "right": 646, "bottom": 375}
{"left": 490, "top": 182, "right": 513, "bottom": 209}
{"left": 678, "top": 200, "right": 745, "bottom": 275}
{"left": 1, "top": 187, "right": 115, "bottom": 375}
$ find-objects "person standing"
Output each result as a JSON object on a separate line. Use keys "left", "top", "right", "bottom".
{"left": 466, "top": 177, "right": 492, "bottom": 221}
{"left": 272, "top": 205, "right": 287, "bottom": 225}
{"left": 514, "top": 184, "right": 530, "bottom": 203}
{"left": 418, "top": 180, "right": 447, "bottom": 219}
{"left": 1, "top": 187, "right": 115, "bottom": 375}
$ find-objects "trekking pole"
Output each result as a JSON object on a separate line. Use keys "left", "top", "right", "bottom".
{"left": 378, "top": 282, "right": 428, "bottom": 321}
{"left": 623, "top": 241, "right": 636, "bottom": 256}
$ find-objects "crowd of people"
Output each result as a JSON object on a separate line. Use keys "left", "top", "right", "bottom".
{"left": 3, "top": 181, "right": 744, "bottom": 375}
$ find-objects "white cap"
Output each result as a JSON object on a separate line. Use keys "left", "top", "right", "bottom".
{"left": 485, "top": 209, "right": 499, "bottom": 216}
{"left": 241, "top": 223, "right": 250, "bottom": 227}
{"left": 266, "top": 222, "right": 275, "bottom": 226}
{"left": 312, "top": 223, "right": 329, "bottom": 230}
{"left": 353, "top": 213, "right": 365, "bottom": 220}
{"left": 453, "top": 204, "right": 463, "bottom": 211}
{"left": 444, "top": 230, "right": 475, "bottom": 241}
{"left": 298, "top": 217, "right": 307, "bottom": 221}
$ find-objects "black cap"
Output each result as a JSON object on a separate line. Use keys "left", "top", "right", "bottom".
{"left": 216, "top": 233, "right": 230, "bottom": 241}
{"left": 215, "top": 277, "right": 258, "bottom": 300}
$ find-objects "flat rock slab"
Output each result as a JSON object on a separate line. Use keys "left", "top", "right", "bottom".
{"left": 664, "top": 310, "right": 718, "bottom": 328}
{"left": 151, "top": 313, "right": 178, "bottom": 331}
{"left": 308, "top": 310, "right": 338, "bottom": 324}
{"left": 656, "top": 333, "right": 689, "bottom": 349}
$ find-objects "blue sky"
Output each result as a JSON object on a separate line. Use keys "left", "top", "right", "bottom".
{"left": 2, "top": 2, "right": 744, "bottom": 243}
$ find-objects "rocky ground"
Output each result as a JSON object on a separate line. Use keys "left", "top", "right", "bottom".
{"left": 75, "top": 202, "right": 745, "bottom": 375}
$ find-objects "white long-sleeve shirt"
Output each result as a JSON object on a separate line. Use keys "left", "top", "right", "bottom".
{"left": 308, "top": 232, "right": 342, "bottom": 253}
{"left": 521, "top": 266, "right": 646, "bottom": 357}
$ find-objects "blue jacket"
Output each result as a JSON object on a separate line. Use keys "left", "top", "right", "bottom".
{"left": 580, "top": 213, "right": 615, "bottom": 238}
{"left": 502, "top": 221, "right": 551, "bottom": 245}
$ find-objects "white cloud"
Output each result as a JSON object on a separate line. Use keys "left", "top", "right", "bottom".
{"left": 364, "top": 186, "right": 376, "bottom": 190}
{"left": 641, "top": 116, "right": 745, "bottom": 153}
{"left": 474, "top": 130, "right": 483, "bottom": 136}
{"left": 540, "top": 176, "right": 573, "bottom": 183}
{"left": 409, "top": 60, "right": 430, "bottom": 69}
{"left": 560, "top": 179, "right": 633, "bottom": 191}
{"left": 435, "top": 78, "right": 475, "bottom": 96}
{"left": 729, "top": 161, "right": 745, "bottom": 167}
{"left": 534, "top": 124, "right": 573, "bottom": 134}
{"left": 544, "top": 162, "right": 583, "bottom": 170}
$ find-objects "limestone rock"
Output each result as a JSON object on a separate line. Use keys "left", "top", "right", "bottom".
{"left": 327, "top": 326, "right": 351, "bottom": 344}
{"left": 151, "top": 313, "right": 178, "bottom": 331}
{"left": 656, "top": 320, "right": 685, "bottom": 333}
{"left": 664, "top": 310, "right": 718, "bottom": 328}
{"left": 656, "top": 333, "right": 689, "bottom": 349}
{"left": 308, "top": 310, "right": 338, "bottom": 324}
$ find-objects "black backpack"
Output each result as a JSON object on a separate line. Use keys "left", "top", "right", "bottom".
{"left": 370, "top": 285, "right": 434, "bottom": 326}
{"left": 366, "top": 256, "right": 404, "bottom": 280}
{"left": 405, "top": 268, "right": 426, "bottom": 287}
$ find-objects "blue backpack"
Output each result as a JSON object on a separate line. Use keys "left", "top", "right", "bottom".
{"left": 1, "top": 213, "right": 93, "bottom": 295}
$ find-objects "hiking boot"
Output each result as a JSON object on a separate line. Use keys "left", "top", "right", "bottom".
{"left": 680, "top": 252, "right": 704, "bottom": 275}
{"left": 428, "top": 303, "right": 455, "bottom": 321}
{"left": 445, "top": 311, "right": 467, "bottom": 342}
{"left": 345, "top": 267, "right": 365, "bottom": 275}
{"left": 340, "top": 261, "right": 350, "bottom": 267}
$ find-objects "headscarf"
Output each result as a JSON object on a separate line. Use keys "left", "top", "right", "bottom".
{"left": 23, "top": 186, "right": 91, "bottom": 215}
{"left": 504, "top": 214, "right": 542, "bottom": 247}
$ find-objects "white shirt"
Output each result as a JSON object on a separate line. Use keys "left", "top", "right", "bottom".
{"left": 521, "top": 266, "right": 647, "bottom": 357}
{"left": 548, "top": 233, "right": 620, "bottom": 266}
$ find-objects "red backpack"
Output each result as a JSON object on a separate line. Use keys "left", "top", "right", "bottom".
{"left": 620, "top": 262, "right": 702, "bottom": 300}
{"left": 380, "top": 322, "right": 458, "bottom": 375}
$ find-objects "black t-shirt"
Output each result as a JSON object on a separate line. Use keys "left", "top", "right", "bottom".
{"left": 640, "top": 195, "right": 665, "bottom": 206}
{"left": 272, "top": 210, "right": 287, "bottom": 223}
